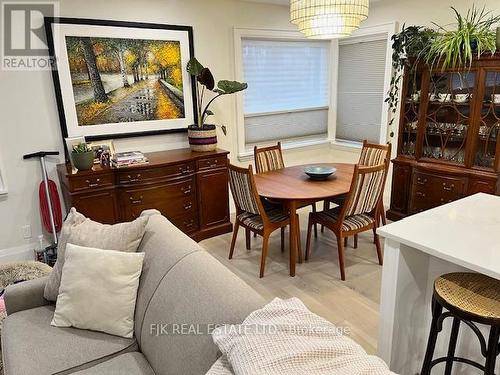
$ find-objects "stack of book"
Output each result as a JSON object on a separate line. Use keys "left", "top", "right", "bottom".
{"left": 111, "top": 151, "right": 149, "bottom": 168}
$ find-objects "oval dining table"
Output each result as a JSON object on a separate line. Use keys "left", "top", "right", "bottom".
{"left": 254, "top": 163, "right": 355, "bottom": 277}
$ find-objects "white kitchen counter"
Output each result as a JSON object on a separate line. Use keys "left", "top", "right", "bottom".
{"left": 377, "top": 193, "right": 500, "bottom": 374}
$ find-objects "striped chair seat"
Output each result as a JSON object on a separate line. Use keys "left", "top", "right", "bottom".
{"left": 238, "top": 209, "right": 289, "bottom": 231}
{"left": 317, "top": 207, "right": 375, "bottom": 232}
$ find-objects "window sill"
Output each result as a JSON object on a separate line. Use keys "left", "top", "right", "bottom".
{"left": 238, "top": 138, "right": 330, "bottom": 161}
{"left": 330, "top": 139, "right": 363, "bottom": 152}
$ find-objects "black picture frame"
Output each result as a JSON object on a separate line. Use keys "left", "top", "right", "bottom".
{"left": 44, "top": 17, "right": 197, "bottom": 145}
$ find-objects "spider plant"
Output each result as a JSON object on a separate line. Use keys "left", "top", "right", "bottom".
{"left": 425, "top": 6, "right": 500, "bottom": 71}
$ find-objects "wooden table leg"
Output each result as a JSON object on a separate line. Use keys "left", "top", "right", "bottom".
{"left": 288, "top": 200, "right": 297, "bottom": 277}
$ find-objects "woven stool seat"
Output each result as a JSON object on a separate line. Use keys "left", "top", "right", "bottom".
{"left": 434, "top": 272, "right": 500, "bottom": 323}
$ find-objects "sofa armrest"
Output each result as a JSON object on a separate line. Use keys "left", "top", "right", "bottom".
{"left": 4, "top": 276, "right": 50, "bottom": 315}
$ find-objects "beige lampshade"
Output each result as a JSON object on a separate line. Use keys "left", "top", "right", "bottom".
{"left": 290, "top": 0, "right": 369, "bottom": 39}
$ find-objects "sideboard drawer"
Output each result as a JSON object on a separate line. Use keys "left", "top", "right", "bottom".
{"left": 118, "top": 162, "right": 195, "bottom": 185}
{"left": 119, "top": 178, "right": 197, "bottom": 220}
{"left": 170, "top": 213, "right": 199, "bottom": 234}
{"left": 71, "top": 174, "right": 113, "bottom": 191}
{"left": 409, "top": 171, "right": 467, "bottom": 213}
{"left": 197, "top": 156, "right": 227, "bottom": 171}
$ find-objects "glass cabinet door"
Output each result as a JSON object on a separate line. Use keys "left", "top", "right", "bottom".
{"left": 474, "top": 71, "right": 500, "bottom": 170}
{"left": 423, "top": 71, "right": 475, "bottom": 165}
{"left": 400, "top": 70, "right": 422, "bottom": 157}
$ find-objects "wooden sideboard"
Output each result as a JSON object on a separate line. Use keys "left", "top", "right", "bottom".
{"left": 57, "top": 148, "right": 232, "bottom": 242}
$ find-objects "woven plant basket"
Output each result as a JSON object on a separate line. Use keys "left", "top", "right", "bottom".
{"left": 188, "top": 124, "right": 217, "bottom": 152}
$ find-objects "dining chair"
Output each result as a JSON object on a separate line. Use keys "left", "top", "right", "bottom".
{"left": 305, "top": 162, "right": 389, "bottom": 280}
{"left": 322, "top": 141, "right": 391, "bottom": 247}
{"left": 254, "top": 142, "right": 318, "bottom": 238}
{"left": 228, "top": 163, "right": 294, "bottom": 278}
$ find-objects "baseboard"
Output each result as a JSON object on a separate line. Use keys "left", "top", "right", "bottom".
{"left": 0, "top": 243, "right": 36, "bottom": 262}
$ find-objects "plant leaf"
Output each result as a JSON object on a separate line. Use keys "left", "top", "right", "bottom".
{"left": 187, "top": 57, "right": 204, "bottom": 76}
{"left": 214, "top": 80, "right": 248, "bottom": 94}
{"left": 197, "top": 67, "right": 215, "bottom": 90}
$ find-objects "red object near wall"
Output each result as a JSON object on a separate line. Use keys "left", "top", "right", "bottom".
{"left": 39, "top": 179, "right": 62, "bottom": 234}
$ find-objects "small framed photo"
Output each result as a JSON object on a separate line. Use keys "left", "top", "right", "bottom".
{"left": 87, "top": 140, "right": 115, "bottom": 164}
{"left": 65, "top": 136, "right": 86, "bottom": 154}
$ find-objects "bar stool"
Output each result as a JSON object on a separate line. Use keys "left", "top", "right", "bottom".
{"left": 421, "top": 272, "right": 500, "bottom": 375}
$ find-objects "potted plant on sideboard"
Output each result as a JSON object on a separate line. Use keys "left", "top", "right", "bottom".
{"left": 186, "top": 57, "right": 247, "bottom": 152}
{"left": 71, "top": 143, "right": 94, "bottom": 171}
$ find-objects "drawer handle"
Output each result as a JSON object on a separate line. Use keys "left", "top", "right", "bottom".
{"left": 184, "top": 220, "right": 194, "bottom": 228}
{"left": 208, "top": 159, "right": 219, "bottom": 168}
{"left": 416, "top": 191, "right": 426, "bottom": 198}
{"left": 417, "top": 178, "right": 427, "bottom": 185}
{"left": 179, "top": 167, "right": 192, "bottom": 174}
{"left": 127, "top": 174, "right": 141, "bottom": 183}
{"left": 184, "top": 203, "right": 193, "bottom": 210}
{"left": 130, "top": 195, "right": 143, "bottom": 204}
{"left": 442, "top": 183, "right": 455, "bottom": 191}
{"left": 86, "top": 178, "right": 100, "bottom": 187}
{"left": 181, "top": 185, "right": 192, "bottom": 195}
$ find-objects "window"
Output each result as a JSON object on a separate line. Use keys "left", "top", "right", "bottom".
{"left": 336, "top": 36, "right": 388, "bottom": 143}
{"left": 241, "top": 38, "right": 330, "bottom": 146}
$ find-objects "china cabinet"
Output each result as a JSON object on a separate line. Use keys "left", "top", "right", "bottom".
{"left": 388, "top": 55, "right": 500, "bottom": 220}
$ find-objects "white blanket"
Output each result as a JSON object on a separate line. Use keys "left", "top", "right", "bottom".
{"left": 207, "top": 298, "right": 396, "bottom": 375}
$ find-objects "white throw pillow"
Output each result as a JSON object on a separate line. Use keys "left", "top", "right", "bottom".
{"left": 51, "top": 243, "right": 145, "bottom": 338}
{"left": 211, "top": 298, "right": 396, "bottom": 375}
{"left": 44, "top": 208, "right": 149, "bottom": 302}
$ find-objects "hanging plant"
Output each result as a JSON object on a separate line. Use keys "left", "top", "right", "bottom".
{"left": 425, "top": 6, "right": 500, "bottom": 71}
{"left": 385, "top": 25, "right": 436, "bottom": 137}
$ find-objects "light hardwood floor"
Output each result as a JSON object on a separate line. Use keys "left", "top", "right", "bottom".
{"left": 200, "top": 206, "right": 383, "bottom": 354}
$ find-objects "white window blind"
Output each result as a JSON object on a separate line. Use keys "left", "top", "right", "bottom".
{"left": 242, "top": 39, "right": 330, "bottom": 145}
{"left": 336, "top": 37, "right": 387, "bottom": 143}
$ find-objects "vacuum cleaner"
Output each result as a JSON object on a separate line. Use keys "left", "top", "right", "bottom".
{"left": 23, "top": 151, "right": 62, "bottom": 266}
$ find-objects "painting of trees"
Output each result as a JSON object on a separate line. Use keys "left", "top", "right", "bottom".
{"left": 65, "top": 35, "right": 185, "bottom": 126}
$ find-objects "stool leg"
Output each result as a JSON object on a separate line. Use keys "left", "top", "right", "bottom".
{"left": 421, "top": 297, "right": 443, "bottom": 375}
{"left": 484, "top": 326, "right": 500, "bottom": 375}
{"left": 444, "top": 317, "right": 460, "bottom": 375}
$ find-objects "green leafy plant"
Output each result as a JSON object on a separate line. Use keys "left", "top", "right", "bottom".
{"left": 425, "top": 6, "right": 500, "bottom": 71}
{"left": 385, "top": 25, "right": 436, "bottom": 136}
{"left": 385, "top": 6, "right": 500, "bottom": 138}
{"left": 187, "top": 57, "right": 248, "bottom": 135}
{"left": 71, "top": 142, "right": 91, "bottom": 154}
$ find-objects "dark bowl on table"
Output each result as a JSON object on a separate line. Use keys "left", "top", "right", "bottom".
{"left": 304, "top": 166, "right": 336, "bottom": 180}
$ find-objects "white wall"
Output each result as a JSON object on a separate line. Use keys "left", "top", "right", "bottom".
{"left": 366, "top": 0, "right": 500, "bottom": 28}
{"left": 0, "top": 0, "right": 294, "bottom": 255}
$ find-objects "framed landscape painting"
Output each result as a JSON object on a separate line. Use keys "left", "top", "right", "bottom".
{"left": 45, "top": 18, "right": 196, "bottom": 141}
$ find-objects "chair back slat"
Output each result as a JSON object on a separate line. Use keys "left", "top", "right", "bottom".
{"left": 254, "top": 143, "right": 285, "bottom": 173}
{"left": 344, "top": 164, "right": 386, "bottom": 217}
{"left": 359, "top": 141, "right": 391, "bottom": 166}
{"left": 228, "top": 165, "right": 260, "bottom": 215}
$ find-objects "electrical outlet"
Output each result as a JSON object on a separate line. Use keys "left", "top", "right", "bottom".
{"left": 22, "top": 224, "right": 32, "bottom": 239}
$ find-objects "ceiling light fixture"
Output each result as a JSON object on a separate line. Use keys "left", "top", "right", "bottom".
{"left": 290, "top": 0, "right": 369, "bottom": 39}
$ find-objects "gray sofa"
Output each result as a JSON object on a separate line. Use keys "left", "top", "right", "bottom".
{"left": 2, "top": 213, "right": 265, "bottom": 375}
